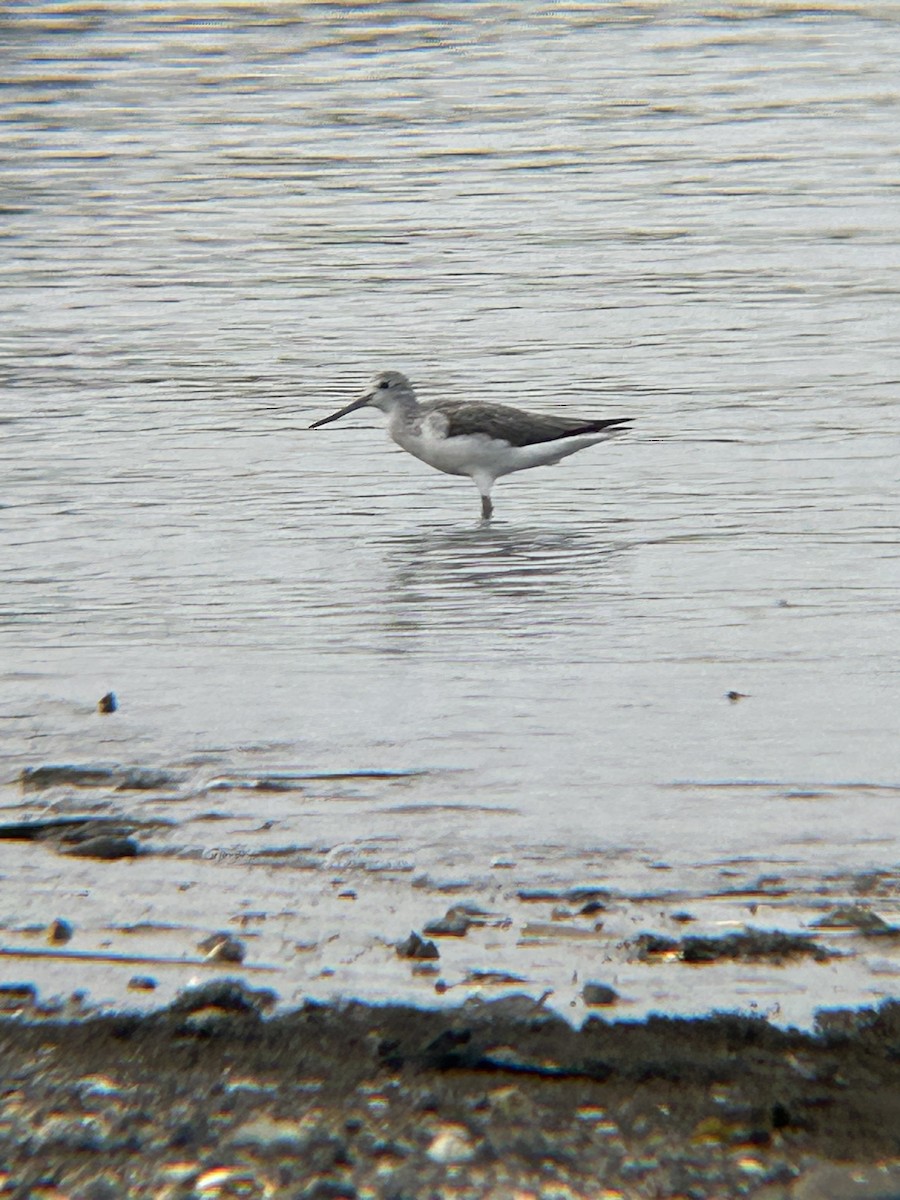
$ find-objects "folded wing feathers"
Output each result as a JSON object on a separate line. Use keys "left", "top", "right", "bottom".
{"left": 435, "top": 401, "right": 632, "bottom": 448}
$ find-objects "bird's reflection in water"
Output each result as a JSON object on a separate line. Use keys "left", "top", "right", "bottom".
{"left": 378, "top": 520, "right": 630, "bottom": 648}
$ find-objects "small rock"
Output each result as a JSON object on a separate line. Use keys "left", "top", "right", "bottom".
{"left": 726, "top": 690, "right": 749, "bottom": 702}
{"left": 396, "top": 931, "right": 439, "bottom": 960}
{"left": 193, "top": 1168, "right": 259, "bottom": 1195}
{"left": 681, "top": 930, "right": 833, "bottom": 963}
{"left": 97, "top": 692, "right": 118, "bottom": 714}
{"left": 583, "top": 982, "right": 618, "bottom": 1007}
{"left": 229, "top": 1115, "right": 308, "bottom": 1151}
{"left": 197, "top": 932, "right": 246, "bottom": 963}
{"left": 127, "top": 975, "right": 157, "bottom": 991}
{"left": 64, "top": 836, "right": 139, "bottom": 860}
{"left": 634, "top": 933, "right": 680, "bottom": 959}
{"left": 48, "top": 917, "right": 74, "bottom": 944}
{"left": 811, "top": 905, "right": 892, "bottom": 934}
{"left": 423, "top": 910, "right": 472, "bottom": 937}
{"left": 170, "top": 979, "right": 277, "bottom": 1016}
{"left": 426, "top": 1122, "right": 477, "bottom": 1164}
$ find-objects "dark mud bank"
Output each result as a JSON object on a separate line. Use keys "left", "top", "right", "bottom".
{"left": 1, "top": 985, "right": 899, "bottom": 1198}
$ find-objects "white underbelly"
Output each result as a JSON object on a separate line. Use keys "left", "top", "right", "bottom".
{"left": 390, "top": 428, "right": 505, "bottom": 478}
{"left": 390, "top": 425, "right": 611, "bottom": 481}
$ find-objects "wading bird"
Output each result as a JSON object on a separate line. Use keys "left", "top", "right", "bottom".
{"left": 310, "top": 370, "right": 632, "bottom": 521}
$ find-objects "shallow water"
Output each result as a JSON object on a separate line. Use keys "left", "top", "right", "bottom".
{"left": 1, "top": 2, "right": 898, "bottom": 1021}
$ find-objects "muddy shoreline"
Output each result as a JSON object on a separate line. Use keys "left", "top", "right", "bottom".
{"left": 1, "top": 983, "right": 898, "bottom": 1199}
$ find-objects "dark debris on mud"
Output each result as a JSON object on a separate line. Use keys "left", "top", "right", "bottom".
{"left": 633, "top": 928, "right": 838, "bottom": 964}
{"left": 0, "top": 983, "right": 898, "bottom": 1199}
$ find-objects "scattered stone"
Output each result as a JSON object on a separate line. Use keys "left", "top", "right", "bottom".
{"left": 0, "top": 983, "right": 37, "bottom": 1012}
{"left": 169, "top": 979, "right": 277, "bottom": 1016}
{"left": 229, "top": 1114, "right": 309, "bottom": 1151}
{"left": 582, "top": 982, "right": 618, "bottom": 1007}
{"left": 97, "top": 692, "right": 118, "bottom": 714}
{"left": 423, "top": 908, "right": 473, "bottom": 937}
{"left": 180, "top": 1006, "right": 247, "bottom": 1033}
{"left": 396, "top": 931, "right": 439, "bottom": 960}
{"left": 811, "top": 905, "right": 895, "bottom": 935}
{"left": 633, "top": 933, "right": 681, "bottom": 959}
{"left": 197, "top": 932, "right": 246, "bottom": 963}
{"left": 681, "top": 930, "right": 834, "bottom": 964}
{"left": 0, "top": 997, "right": 898, "bottom": 1193}
{"left": 47, "top": 917, "right": 74, "bottom": 944}
{"left": 634, "top": 929, "right": 834, "bottom": 963}
{"left": 726, "top": 690, "right": 749, "bottom": 702}
{"left": 193, "top": 1167, "right": 260, "bottom": 1194}
{"left": 127, "top": 976, "right": 157, "bottom": 991}
{"left": 64, "top": 835, "right": 139, "bottom": 860}
{"left": 426, "top": 1122, "right": 477, "bottom": 1164}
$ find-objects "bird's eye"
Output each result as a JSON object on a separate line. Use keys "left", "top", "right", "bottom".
{"left": 378, "top": 380, "right": 390, "bottom": 390}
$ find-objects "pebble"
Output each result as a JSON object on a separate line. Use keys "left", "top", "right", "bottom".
{"left": 582, "top": 982, "right": 619, "bottom": 1007}
{"left": 169, "top": 980, "right": 277, "bottom": 1016}
{"left": 811, "top": 905, "right": 892, "bottom": 933}
{"left": 193, "top": 1166, "right": 260, "bottom": 1195}
{"left": 396, "top": 931, "right": 439, "bottom": 960}
{"left": 426, "top": 1123, "right": 477, "bottom": 1164}
{"left": 423, "top": 910, "right": 472, "bottom": 937}
{"left": 128, "top": 975, "right": 158, "bottom": 991}
{"left": 47, "top": 918, "right": 73, "bottom": 944}
{"left": 229, "top": 1114, "right": 308, "bottom": 1151}
{"left": 197, "top": 933, "right": 246, "bottom": 963}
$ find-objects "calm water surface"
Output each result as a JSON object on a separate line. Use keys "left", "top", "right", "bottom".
{"left": 1, "top": 3, "right": 898, "bottom": 1015}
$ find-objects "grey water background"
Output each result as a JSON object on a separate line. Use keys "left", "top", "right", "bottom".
{"left": 1, "top": 3, "right": 899, "bottom": 1014}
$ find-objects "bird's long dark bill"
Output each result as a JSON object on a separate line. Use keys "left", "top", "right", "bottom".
{"left": 309, "top": 395, "right": 369, "bottom": 429}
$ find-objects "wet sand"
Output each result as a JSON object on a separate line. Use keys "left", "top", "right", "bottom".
{"left": 2, "top": 766, "right": 899, "bottom": 1197}
{"left": 0, "top": 983, "right": 898, "bottom": 1199}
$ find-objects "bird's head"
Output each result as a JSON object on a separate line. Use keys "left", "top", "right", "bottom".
{"left": 309, "top": 371, "right": 415, "bottom": 429}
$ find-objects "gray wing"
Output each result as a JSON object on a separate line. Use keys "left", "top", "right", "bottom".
{"left": 430, "top": 400, "right": 631, "bottom": 448}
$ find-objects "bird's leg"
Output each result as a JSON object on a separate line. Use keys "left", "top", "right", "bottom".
{"left": 480, "top": 493, "right": 493, "bottom": 522}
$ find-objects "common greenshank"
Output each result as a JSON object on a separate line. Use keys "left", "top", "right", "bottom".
{"left": 310, "top": 370, "right": 632, "bottom": 520}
